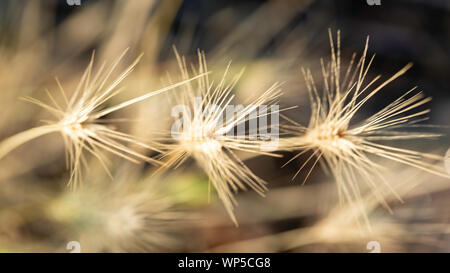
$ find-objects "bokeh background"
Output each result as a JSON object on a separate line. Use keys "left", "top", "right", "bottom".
{"left": 0, "top": 0, "right": 448, "bottom": 252}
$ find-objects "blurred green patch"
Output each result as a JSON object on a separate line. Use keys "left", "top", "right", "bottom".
{"left": 164, "top": 172, "right": 216, "bottom": 206}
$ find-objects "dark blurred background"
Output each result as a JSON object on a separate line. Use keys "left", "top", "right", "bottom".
{"left": 48, "top": 0, "right": 450, "bottom": 123}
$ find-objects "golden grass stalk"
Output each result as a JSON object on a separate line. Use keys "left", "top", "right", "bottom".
{"left": 280, "top": 30, "right": 450, "bottom": 228}
{"left": 0, "top": 49, "right": 205, "bottom": 188}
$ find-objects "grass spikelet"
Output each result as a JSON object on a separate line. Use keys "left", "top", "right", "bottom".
{"left": 0, "top": 49, "right": 205, "bottom": 188}
{"left": 280, "top": 30, "right": 450, "bottom": 228}
{"left": 157, "top": 49, "right": 284, "bottom": 226}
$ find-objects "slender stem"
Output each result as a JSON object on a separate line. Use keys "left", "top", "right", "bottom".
{"left": 93, "top": 72, "right": 209, "bottom": 119}
{"left": 209, "top": 227, "right": 319, "bottom": 252}
{"left": 0, "top": 124, "right": 60, "bottom": 160}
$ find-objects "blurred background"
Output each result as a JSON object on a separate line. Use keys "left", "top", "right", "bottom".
{"left": 0, "top": 0, "right": 448, "bottom": 252}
